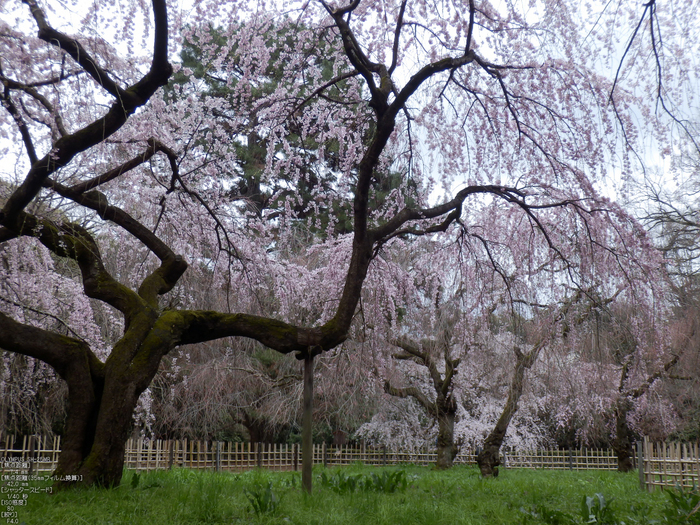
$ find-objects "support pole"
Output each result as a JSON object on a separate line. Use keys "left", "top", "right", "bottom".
{"left": 302, "top": 355, "right": 314, "bottom": 494}
{"left": 637, "top": 440, "right": 645, "bottom": 491}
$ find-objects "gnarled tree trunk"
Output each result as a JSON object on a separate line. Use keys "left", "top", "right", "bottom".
{"left": 478, "top": 344, "right": 541, "bottom": 477}
{"left": 613, "top": 354, "right": 681, "bottom": 473}
{"left": 435, "top": 399, "right": 457, "bottom": 470}
{"left": 613, "top": 399, "right": 635, "bottom": 473}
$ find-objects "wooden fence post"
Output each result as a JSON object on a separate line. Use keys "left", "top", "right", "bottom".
{"left": 168, "top": 440, "right": 174, "bottom": 470}
{"left": 293, "top": 443, "right": 298, "bottom": 472}
{"left": 28, "top": 436, "right": 35, "bottom": 475}
{"left": 382, "top": 445, "right": 387, "bottom": 466}
{"left": 215, "top": 441, "right": 221, "bottom": 472}
{"left": 323, "top": 442, "right": 327, "bottom": 468}
{"left": 637, "top": 440, "right": 645, "bottom": 491}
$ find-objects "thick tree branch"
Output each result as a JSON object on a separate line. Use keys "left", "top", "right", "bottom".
{"left": 370, "top": 185, "right": 525, "bottom": 243}
{"left": 42, "top": 179, "right": 188, "bottom": 305}
{"left": 390, "top": 51, "right": 476, "bottom": 119}
{"left": 0, "top": 311, "right": 103, "bottom": 380}
{"left": 22, "top": 0, "right": 125, "bottom": 99}
{"left": 174, "top": 310, "right": 345, "bottom": 357}
{"left": 70, "top": 138, "right": 170, "bottom": 194}
{"left": 384, "top": 379, "right": 436, "bottom": 417}
{"left": 390, "top": 334, "right": 451, "bottom": 402}
{"left": 6, "top": 211, "right": 144, "bottom": 318}
{"left": 628, "top": 353, "right": 681, "bottom": 400}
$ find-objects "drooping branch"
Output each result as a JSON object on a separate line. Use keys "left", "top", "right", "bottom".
{"left": 70, "top": 138, "right": 172, "bottom": 194}
{"left": 0, "top": 74, "right": 68, "bottom": 137}
{"left": 6, "top": 211, "right": 144, "bottom": 319}
{"left": 0, "top": 0, "right": 172, "bottom": 228}
{"left": 608, "top": 0, "right": 699, "bottom": 155}
{"left": 22, "top": 0, "right": 125, "bottom": 99}
{"left": 41, "top": 180, "right": 187, "bottom": 305}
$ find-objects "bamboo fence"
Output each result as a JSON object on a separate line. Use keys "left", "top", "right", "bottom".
{"left": 503, "top": 447, "right": 618, "bottom": 470}
{"left": 639, "top": 437, "right": 700, "bottom": 492}
{"left": 0, "top": 433, "right": 621, "bottom": 475}
{"left": 6, "top": 433, "right": 700, "bottom": 493}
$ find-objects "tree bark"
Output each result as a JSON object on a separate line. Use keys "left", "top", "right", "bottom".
{"left": 386, "top": 334, "right": 462, "bottom": 470}
{"left": 57, "top": 349, "right": 164, "bottom": 487}
{"left": 478, "top": 345, "right": 541, "bottom": 477}
{"left": 613, "top": 355, "right": 680, "bottom": 473}
{"left": 477, "top": 420, "right": 507, "bottom": 477}
{"left": 47, "top": 369, "right": 150, "bottom": 487}
{"left": 435, "top": 402, "right": 457, "bottom": 470}
{"left": 241, "top": 411, "right": 275, "bottom": 443}
{"left": 613, "top": 399, "right": 636, "bottom": 473}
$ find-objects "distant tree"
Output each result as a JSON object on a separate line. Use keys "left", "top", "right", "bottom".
{"left": 532, "top": 298, "right": 685, "bottom": 472}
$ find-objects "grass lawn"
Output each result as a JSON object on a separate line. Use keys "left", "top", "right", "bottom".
{"left": 14, "top": 465, "right": 672, "bottom": 524}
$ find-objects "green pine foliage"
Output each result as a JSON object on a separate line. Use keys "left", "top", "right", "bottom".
{"left": 168, "top": 23, "right": 418, "bottom": 239}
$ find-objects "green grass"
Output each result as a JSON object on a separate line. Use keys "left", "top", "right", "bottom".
{"left": 15, "top": 465, "right": 671, "bottom": 524}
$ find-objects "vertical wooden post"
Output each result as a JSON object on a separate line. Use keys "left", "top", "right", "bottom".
{"left": 696, "top": 442, "right": 700, "bottom": 489}
{"left": 53, "top": 435, "right": 60, "bottom": 469}
{"left": 662, "top": 441, "right": 667, "bottom": 488}
{"left": 28, "top": 436, "right": 35, "bottom": 475}
{"left": 293, "top": 443, "right": 298, "bottom": 472}
{"left": 636, "top": 440, "right": 644, "bottom": 491}
{"left": 382, "top": 445, "right": 387, "bottom": 466}
{"left": 215, "top": 441, "right": 221, "bottom": 472}
{"left": 168, "top": 440, "right": 174, "bottom": 470}
{"left": 323, "top": 442, "right": 327, "bottom": 468}
{"left": 148, "top": 438, "right": 154, "bottom": 471}
{"left": 302, "top": 354, "right": 314, "bottom": 494}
